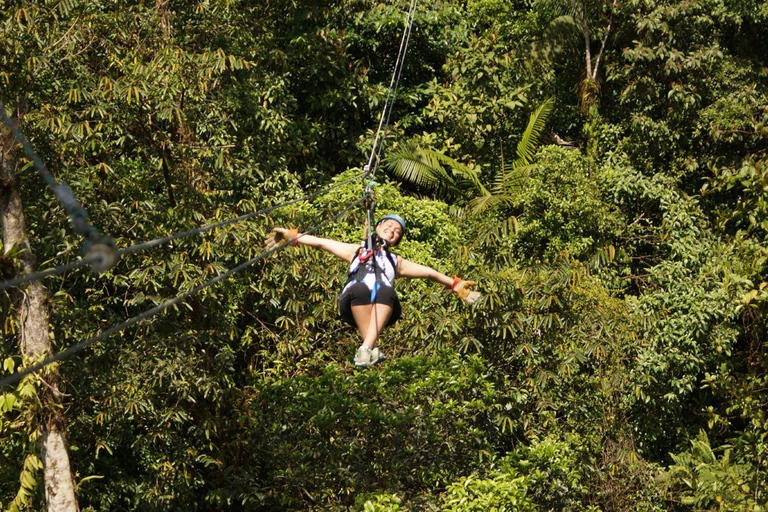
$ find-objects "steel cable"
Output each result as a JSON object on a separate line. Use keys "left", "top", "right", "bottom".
{"left": 0, "top": 171, "right": 366, "bottom": 292}
{"left": 0, "top": 196, "right": 365, "bottom": 388}
{"left": 365, "top": 0, "right": 418, "bottom": 179}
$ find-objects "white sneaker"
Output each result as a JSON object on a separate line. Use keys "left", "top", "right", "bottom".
{"left": 354, "top": 346, "right": 374, "bottom": 368}
{"left": 370, "top": 347, "right": 386, "bottom": 366}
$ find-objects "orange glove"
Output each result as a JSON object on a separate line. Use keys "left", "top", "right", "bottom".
{"left": 450, "top": 276, "right": 481, "bottom": 304}
{"left": 265, "top": 228, "right": 299, "bottom": 250}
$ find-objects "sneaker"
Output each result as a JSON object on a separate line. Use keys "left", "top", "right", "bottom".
{"left": 354, "top": 346, "right": 374, "bottom": 368}
{"left": 370, "top": 347, "right": 386, "bottom": 366}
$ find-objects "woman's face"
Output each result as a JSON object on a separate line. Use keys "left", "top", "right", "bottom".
{"left": 376, "top": 219, "right": 403, "bottom": 246}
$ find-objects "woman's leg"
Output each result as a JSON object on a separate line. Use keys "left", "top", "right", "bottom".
{"left": 345, "top": 284, "right": 396, "bottom": 366}
{"left": 351, "top": 304, "right": 372, "bottom": 340}
{"left": 355, "top": 303, "right": 392, "bottom": 348}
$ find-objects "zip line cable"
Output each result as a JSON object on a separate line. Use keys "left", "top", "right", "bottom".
{"left": 118, "top": 170, "right": 367, "bottom": 257}
{"left": 0, "top": 96, "right": 116, "bottom": 270}
{"left": 365, "top": 0, "right": 418, "bottom": 180}
{"left": 0, "top": 196, "right": 366, "bottom": 389}
{"left": 0, "top": 255, "right": 101, "bottom": 292}
{"left": 0, "top": 171, "right": 366, "bottom": 292}
{"left": 362, "top": 0, "right": 417, "bottom": 268}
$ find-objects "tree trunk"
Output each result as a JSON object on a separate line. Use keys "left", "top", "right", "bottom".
{"left": 1, "top": 118, "right": 79, "bottom": 512}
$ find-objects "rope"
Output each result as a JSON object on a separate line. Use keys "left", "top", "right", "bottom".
{"left": 0, "top": 255, "right": 100, "bottom": 291}
{"left": 0, "top": 196, "right": 365, "bottom": 389}
{"left": 365, "top": 0, "right": 418, "bottom": 179}
{"left": 119, "top": 171, "right": 365, "bottom": 256}
{"left": 362, "top": 0, "right": 417, "bottom": 250}
{"left": 0, "top": 95, "right": 110, "bottom": 251}
{"left": 0, "top": 171, "right": 366, "bottom": 292}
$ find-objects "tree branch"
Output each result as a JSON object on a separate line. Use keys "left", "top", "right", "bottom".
{"left": 582, "top": 0, "right": 593, "bottom": 78}
{"left": 591, "top": 0, "right": 617, "bottom": 80}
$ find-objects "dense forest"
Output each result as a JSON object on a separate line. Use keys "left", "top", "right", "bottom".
{"left": 1, "top": 0, "right": 766, "bottom": 510}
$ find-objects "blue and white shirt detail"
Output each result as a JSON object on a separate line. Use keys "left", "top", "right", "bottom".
{"left": 342, "top": 249, "right": 398, "bottom": 294}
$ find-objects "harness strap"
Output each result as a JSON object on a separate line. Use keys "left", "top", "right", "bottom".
{"left": 346, "top": 242, "right": 398, "bottom": 298}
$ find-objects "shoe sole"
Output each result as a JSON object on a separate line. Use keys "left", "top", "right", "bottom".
{"left": 354, "top": 358, "right": 385, "bottom": 369}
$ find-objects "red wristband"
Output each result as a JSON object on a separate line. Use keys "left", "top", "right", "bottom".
{"left": 287, "top": 228, "right": 299, "bottom": 246}
{"left": 450, "top": 275, "right": 462, "bottom": 291}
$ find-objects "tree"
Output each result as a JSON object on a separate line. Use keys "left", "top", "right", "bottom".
{"left": 531, "top": 0, "right": 619, "bottom": 110}
{"left": 1, "top": 109, "right": 78, "bottom": 512}
{"left": 385, "top": 97, "right": 554, "bottom": 217}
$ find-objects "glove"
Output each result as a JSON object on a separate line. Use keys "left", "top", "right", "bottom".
{"left": 450, "top": 276, "right": 481, "bottom": 304}
{"left": 265, "top": 228, "right": 299, "bottom": 250}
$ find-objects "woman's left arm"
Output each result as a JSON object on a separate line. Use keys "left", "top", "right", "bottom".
{"left": 397, "top": 257, "right": 454, "bottom": 287}
{"left": 397, "top": 257, "right": 481, "bottom": 303}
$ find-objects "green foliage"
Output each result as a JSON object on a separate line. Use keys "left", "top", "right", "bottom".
{"left": 509, "top": 146, "right": 623, "bottom": 261}
{"left": 0, "top": 374, "right": 43, "bottom": 512}
{"left": 662, "top": 430, "right": 765, "bottom": 511}
{"left": 385, "top": 98, "right": 554, "bottom": 218}
{"left": 4, "top": 453, "right": 42, "bottom": 512}
{"left": 502, "top": 435, "right": 589, "bottom": 511}
{"left": 1, "top": 0, "right": 767, "bottom": 510}
{"left": 50, "top": 338, "right": 515, "bottom": 510}
{"left": 441, "top": 469, "right": 535, "bottom": 512}
{"left": 418, "top": 32, "right": 531, "bottom": 163}
{"left": 356, "top": 492, "right": 405, "bottom": 512}
{"left": 229, "top": 352, "right": 504, "bottom": 509}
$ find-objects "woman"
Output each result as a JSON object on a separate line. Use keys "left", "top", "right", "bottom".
{"left": 266, "top": 214, "right": 479, "bottom": 368}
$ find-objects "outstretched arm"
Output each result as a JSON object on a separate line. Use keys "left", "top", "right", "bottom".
{"left": 397, "top": 258, "right": 454, "bottom": 287}
{"left": 397, "top": 257, "right": 481, "bottom": 303}
{"left": 266, "top": 227, "right": 359, "bottom": 263}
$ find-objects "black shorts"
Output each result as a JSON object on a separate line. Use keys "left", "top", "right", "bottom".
{"left": 338, "top": 282, "right": 401, "bottom": 327}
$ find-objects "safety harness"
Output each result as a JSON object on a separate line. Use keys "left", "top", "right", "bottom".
{"left": 346, "top": 237, "right": 398, "bottom": 302}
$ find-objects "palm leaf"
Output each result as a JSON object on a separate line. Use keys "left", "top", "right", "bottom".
{"left": 447, "top": 158, "right": 490, "bottom": 196}
{"left": 493, "top": 163, "right": 536, "bottom": 195}
{"left": 387, "top": 98, "right": 556, "bottom": 220}
{"left": 385, "top": 144, "right": 453, "bottom": 191}
{"left": 385, "top": 144, "right": 487, "bottom": 199}
{"left": 516, "top": 97, "right": 555, "bottom": 165}
{"left": 467, "top": 193, "right": 516, "bottom": 215}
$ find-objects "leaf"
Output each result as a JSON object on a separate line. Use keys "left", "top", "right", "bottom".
{"left": 77, "top": 475, "right": 105, "bottom": 487}
{"left": 3, "top": 394, "right": 17, "bottom": 412}
{"left": 516, "top": 97, "right": 555, "bottom": 165}
{"left": 742, "top": 289, "right": 758, "bottom": 304}
{"left": 385, "top": 144, "right": 487, "bottom": 199}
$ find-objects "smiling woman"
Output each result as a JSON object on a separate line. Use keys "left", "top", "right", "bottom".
{"left": 265, "top": 213, "right": 480, "bottom": 368}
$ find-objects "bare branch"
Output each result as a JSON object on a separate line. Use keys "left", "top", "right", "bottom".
{"left": 591, "top": 0, "right": 617, "bottom": 79}
{"left": 582, "top": 0, "right": 593, "bottom": 77}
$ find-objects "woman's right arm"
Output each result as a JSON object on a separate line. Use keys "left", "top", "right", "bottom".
{"left": 296, "top": 233, "right": 359, "bottom": 263}
{"left": 268, "top": 228, "right": 359, "bottom": 263}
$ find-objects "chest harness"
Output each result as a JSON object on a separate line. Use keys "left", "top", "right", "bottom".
{"left": 343, "top": 236, "right": 398, "bottom": 302}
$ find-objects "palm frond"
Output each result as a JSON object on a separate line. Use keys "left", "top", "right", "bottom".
{"left": 385, "top": 144, "right": 486, "bottom": 199}
{"left": 447, "top": 159, "right": 490, "bottom": 196}
{"left": 467, "top": 193, "right": 516, "bottom": 216}
{"left": 516, "top": 97, "right": 555, "bottom": 165}
{"left": 494, "top": 162, "right": 537, "bottom": 195}
{"left": 385, "top": 144, "right": 454, "bottom": 191}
